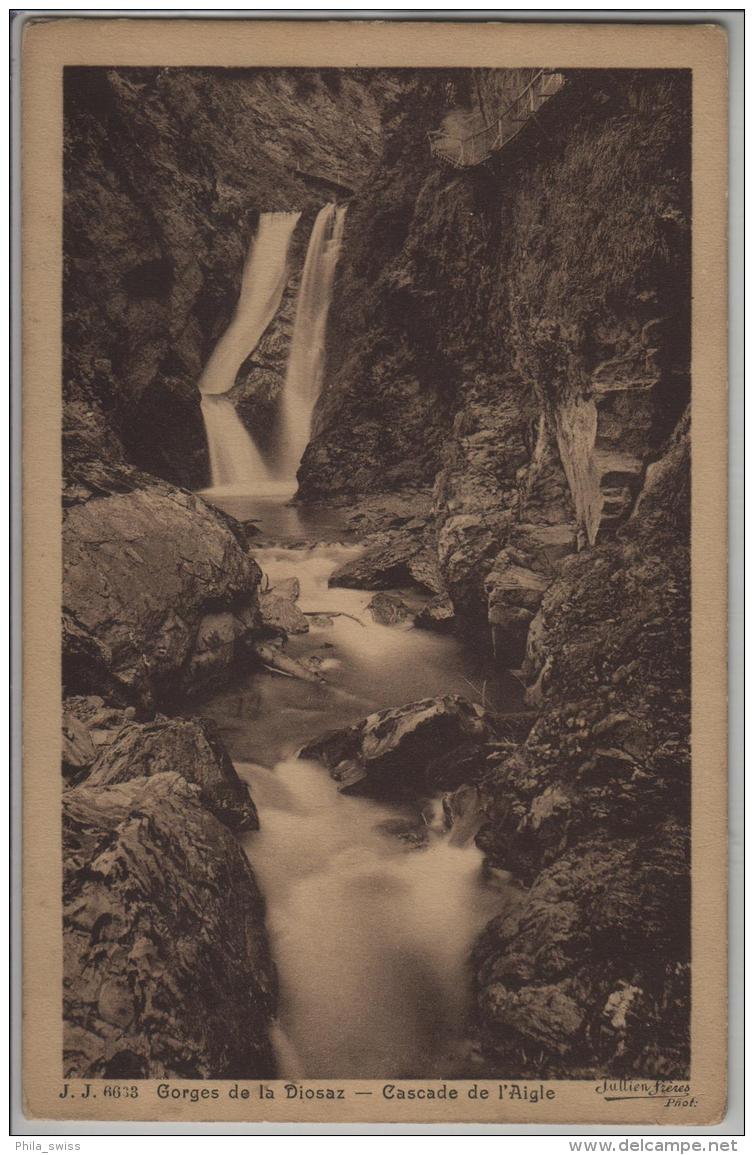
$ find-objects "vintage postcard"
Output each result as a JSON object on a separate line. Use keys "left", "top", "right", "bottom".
{"left": 20, "top": 17, "right": 728, "bottom": 1127}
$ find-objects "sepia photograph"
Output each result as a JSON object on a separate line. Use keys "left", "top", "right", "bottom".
{"left": 18, "top": 15, "right": 730, "bottom": 1129}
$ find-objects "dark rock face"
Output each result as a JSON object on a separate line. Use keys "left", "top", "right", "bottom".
{"left": 298, "top": 69, "right": 690, "bottom": 640}
{"left": 301, "top": 694, "right": 493, "bottom": 797}
{"left": 63, "top": 480, "right": 263, "bottom": 708}
{"left": 60, "top": 62, "right": 693, "bottom": 1084}
{"left": 64, "top": 697, "right": 258, "bottom": 831}
{"left": 64, "top": 67, "right": 397, "bottom": 487}
{"left": 474, "top": 829, "right": 689, "bottom": 1078}
{"left": 295, "top": 70, "right": 691, "bottom": 1079}
{"left": 63, "top": 772, "right": 276, "bottom": 1079}
{"left": 473, "top": 424, "right": 691, "bottom": 1076}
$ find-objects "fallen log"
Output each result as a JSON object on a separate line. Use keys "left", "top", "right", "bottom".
{"left": 252, "top": 642, "right": 324, "bottom": 684}
{"left": 302, "top": 610, "right": 366, "bottom": 628}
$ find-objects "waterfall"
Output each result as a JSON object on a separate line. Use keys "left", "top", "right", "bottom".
{"left": 200, "top": 395, "right": 268, "bottom": 492}
{"left": 277, "top": 202, "right": 347, "bottom": 481}
{"left": 241, "top": 756, "right": 503, "bottom": 1078}
{"left": 199, "top": 210, "right": 300, "bottom": 493}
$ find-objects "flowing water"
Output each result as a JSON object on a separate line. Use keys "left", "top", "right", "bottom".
{"left": 198, "top": 210, "right": 301, "bottom": 492}
{"left": 199, "top": 210, "right": 301, "bottom": 398}
{"left": 198, "top": 494, "right": 520, "bottom": 1079}
{"left": 276, "top": 202, "right": 348, "bottom": 481}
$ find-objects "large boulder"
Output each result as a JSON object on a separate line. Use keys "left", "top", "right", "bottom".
{"left": 64, "top": 698, "right": 258, "bottom": 831}
{"left": 301, "top": 694, "right": 494, "bottom": 797}
{"left": 63, "top": 772, "right": 276, "bottom": 1080}
{"left": 329, "top": 529, "right": 441, "bottom": 593}
{"left": 63, "top": 482, "right": 263, "bottom": 707}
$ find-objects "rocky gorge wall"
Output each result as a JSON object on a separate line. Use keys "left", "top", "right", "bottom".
{"left": 296, "top": 69, "right": 692, "bottom": 1076}
{"left": 299, "top": 68, "right": 690, "bottom": 628}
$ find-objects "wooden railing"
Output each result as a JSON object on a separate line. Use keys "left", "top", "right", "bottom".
{"left": 428, "top": 70, "right": 565, "bottom": 168}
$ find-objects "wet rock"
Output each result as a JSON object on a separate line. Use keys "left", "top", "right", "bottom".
{"left": 301, "top": 694, "right": 493, "bottom": 797}
{"left": 415, "top": 593, "right": 456, "bottom": 631}
{"left": 429, "top": 741, "right": 491, "bottom": 792}
{"left": 238, "top": 518, "right": 262, "bottom": 544}
{"left": 473, "top": 830, "right": 690, "bottom": 1077}
{"left": 329, "top": 530, "right": 438, "bottom": 593}
{"left": 345, "top": 491, "right": 434, "bottom": 535}
{"left": 63, "top": 484, "right": 262, "bottom": 707}
{"left": 259, "top": 590, "right": 309, "bottom": 635}
{"left": 406, "top": 550, "right": 445, "bottom": 596}
{"left": 375, "top": 817, "right": 429, "bottom": 849}
{"left": 65, "top": 67, "right": 394, "bottom": 488}
{"left": 75, "top": 708, "right": 258, "bottom": 831}
{"left": 62, "top": 709, "right": 97, "bottom": 777}
{"left": 272, "top": 576, "right": 300, "bottom": 601}
{"left": 64, "top": 695, "right": 136, "bottom": 751}
{"left": 443, "top": 784, "right": 486, "bottom": 847}
{"left": 367, "top": 592, "right": 414, "bottom": 627}
{"left": 489, "top": 605, "right": 535, "bottom": 668}
{"left": 63, "top": 772, "right": 276, "bottom": 1079}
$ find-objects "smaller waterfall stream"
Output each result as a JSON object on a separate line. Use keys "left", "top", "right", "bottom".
{"left": 277, "top": 202, "right": 347, "bottom": 480}
{"left": 199, "top": 210, "right": 300, "bottom": 493}
{"left": 241, "top": 758, "right": 501, "bottom": 1079}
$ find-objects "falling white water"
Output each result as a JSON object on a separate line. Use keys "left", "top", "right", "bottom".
{"left": 277, "top": 202, "right": 347, "bottom": 480}
{"left": 200, "top": 395, "right": 274, "bottom": 493}
{"left": 241, "top": 757, "right": 505, "bottom": 1079}
{"left": 200, "top": 211, "right": 301, "bottom": 397}
{"left": 199, "top": 210, "right": 300, "bottom": 494}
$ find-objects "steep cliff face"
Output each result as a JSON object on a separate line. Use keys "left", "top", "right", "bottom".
{"left": 299, "top": 69, "right": 690, "bottom": 640}
{"left": 64, "top": 66, "right": 397, "bottom": 488}
{"left": 296, "top": 69, "right": 691, "bottom": 1077}
{"left": 474, "top": 416, "right": 690, "bottom": 1076}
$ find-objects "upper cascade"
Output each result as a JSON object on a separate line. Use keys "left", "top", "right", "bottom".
{"left": 276, "top": 202, "right": 348, "bottom": 480}
{"left": 199, "top": 211, "right": 301, "bottom": 397}
{"left": 198, "top": 210, "right": 300, "bottom": 493}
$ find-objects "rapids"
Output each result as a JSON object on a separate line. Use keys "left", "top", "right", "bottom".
{"left": 198, "top": 496, "right": 518, "bottom": 1079}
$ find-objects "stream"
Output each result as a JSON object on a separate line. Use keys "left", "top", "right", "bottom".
{"left": 198, "top": 492, "right": 519, "bottom": 1079}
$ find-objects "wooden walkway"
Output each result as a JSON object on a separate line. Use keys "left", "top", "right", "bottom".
{"left": 428, "top": 70, "right": 565, "bottom": 168}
